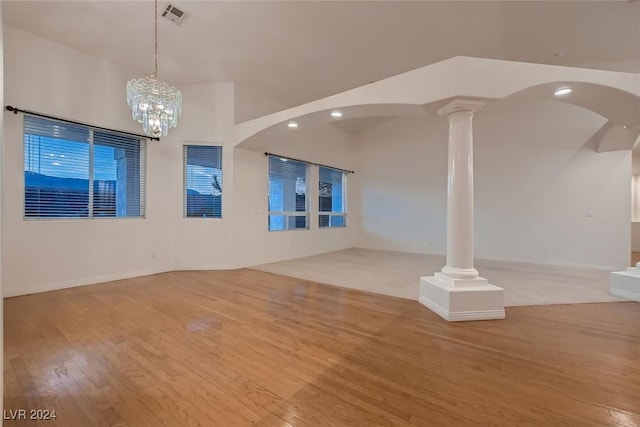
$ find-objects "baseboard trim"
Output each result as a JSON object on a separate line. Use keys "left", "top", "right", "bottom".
{"left": 419, "top": 295, "right": 506, "bottom": 322}
{"left": 609, "top": 287, "right": 640, "bottom": 301}
{"left": 4, "top": 264, "right": 243, "bottom": 297}
{"left": 3, "top": 267, "right": 172, "bottom": 298}
{"left": 354, "top": 247, "right": 622, "bottom": 271}
{"left": 419, "top": 295, "right": 449, "bottom": 319}
{"left": 481, "top": 256, "right": 621, "bottom": 272}
{"left": 448, "top": 308, "right": 506, "bottom": 321}
{"left": 175, "top": 264, "right": 237, "bottom": 271}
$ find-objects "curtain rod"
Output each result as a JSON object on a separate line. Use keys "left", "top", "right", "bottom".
{"left": 5, "top": 105, "right": 160, "bottom": 141}
{"left": 264, "top": 152, "right": 354, "bottom": 174}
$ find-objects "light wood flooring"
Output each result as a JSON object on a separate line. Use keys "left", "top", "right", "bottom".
{"left": 4, "top": 269, "right": 640, "bottom": 426}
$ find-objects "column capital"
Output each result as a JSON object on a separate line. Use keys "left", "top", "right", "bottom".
{"left": 437, "top": 99, "right": 487, "bottom": 118}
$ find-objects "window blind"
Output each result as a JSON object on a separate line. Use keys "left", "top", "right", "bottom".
{"left": 319, "top": 166, "right": 346, "bottom": 228}
{"left": 184, "top": 145, "right": 223, "bottom": 218}
{"left": 268, "top": 156, "right": 309, "bottom": 231}
{"left": 24, "top": 115, "right": 146, "bottom": 219}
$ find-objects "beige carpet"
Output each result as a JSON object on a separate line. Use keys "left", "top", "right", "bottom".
{"left": 252, "top": 248, "right": 623, "bottom": 307}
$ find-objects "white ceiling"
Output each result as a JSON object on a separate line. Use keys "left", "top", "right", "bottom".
{"left": 4, "top": 1, "right": 640, "bottom": 116}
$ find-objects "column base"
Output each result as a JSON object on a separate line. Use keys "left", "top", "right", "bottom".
{"left": 609, "top": 269, "right": 640, "bottom": 301}
{"left": 419, "top": 275, "right": 505, "bottom": 321}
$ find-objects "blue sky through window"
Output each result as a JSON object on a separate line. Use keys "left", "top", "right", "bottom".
{"left": 94, "top": 144, "right": 116, "bottom": 181}
{"left": 25, "top": 135, "right": 88, "bottom": 179}
{"left": 24, "top": 135, "right": 117, "bottom": 182}
{"left": 186, "top": 165, "right": 222, "bottom": 195}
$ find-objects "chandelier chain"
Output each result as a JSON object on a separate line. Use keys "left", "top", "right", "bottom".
{"left": 154, "top": 0, "right": 158, "bottom": 78}
{"left": 126, "top": 0, "right": 183, "bottom": 137}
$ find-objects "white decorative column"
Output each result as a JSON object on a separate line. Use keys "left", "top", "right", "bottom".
{"left": 419, "top": 99, "right": 505, "bottom": 321}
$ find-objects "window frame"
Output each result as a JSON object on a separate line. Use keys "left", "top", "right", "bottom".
{"left": 23, "top": 115, "right": 147, "bottom": 220}
{"left": 183, "top": 144, "right": 223, "bottom": 219}
{"left": 267, "top": 156, "right": 310, "bottom": 232}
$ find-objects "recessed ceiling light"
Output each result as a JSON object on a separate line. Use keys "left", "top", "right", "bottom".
{"left": 554, "top": 87, "right": 572, "bottom": 96}
{"left": 624, "top": 125, "right": 629, "bottom": 129}
{"left": 287, "top": 121, "right": 298, "bottom": 129}
{"left": 330, "top": 110, "right": 343, "bottom": 118}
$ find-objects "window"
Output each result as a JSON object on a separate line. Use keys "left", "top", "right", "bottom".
{"left": 184, "top": 145, "right": 222, "bottom": 218}
{"left": 24, "top": 115, "right": 145, "bottom": 218}
{"left": 268, "top": 156, "right": 309, "bottom": 231}
{"left": 319, "top": 166, "right": 346, "bottom": 227}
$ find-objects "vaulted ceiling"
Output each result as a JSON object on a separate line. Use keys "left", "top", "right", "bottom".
{"left": 4, "top": 1, "right": 640, "bottom": 118}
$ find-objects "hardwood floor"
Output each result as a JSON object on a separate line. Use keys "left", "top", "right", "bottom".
{"left": 4, "top": 269, "right": 640, "bottom": 426}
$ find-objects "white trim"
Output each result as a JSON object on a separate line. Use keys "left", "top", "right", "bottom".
{"left": 419, "top": 294, "right": 449, "bottom": 318}
{"left": 476, "top": 255, "right": 622, "bottom": 272}
{"left": 609, "top": 271, "right": 640, "bottom": 301}
{"left": 447, "top": 309, "right": 506, "bottom": 321}
{"left": 419, "top": 295, "right": 506, "bottom": 321}
{"left": 3, "top": 267, "right": 172, "bottom": 298}
{"left": 355, "top": 246, "right": 622, "bottom": 271}
{"left": 174, "top": 263, "right": 236, "bottom": 271}
{"left": 609, "top": 288, "right": 640, "bottom": 301}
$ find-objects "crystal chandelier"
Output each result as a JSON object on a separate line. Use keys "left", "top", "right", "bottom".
{"left": 127, "top": 0, "right": 182, "bottom": 138}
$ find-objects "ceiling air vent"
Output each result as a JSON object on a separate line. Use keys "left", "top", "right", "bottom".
{"left": 161, "top": 3, "right": 187, "bottom": 25}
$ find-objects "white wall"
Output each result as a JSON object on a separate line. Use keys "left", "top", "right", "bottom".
{"left": 234, "top": 83, "right": 289, "bottom": 124}
{"left": 474, "top": 99, "right": 629, "bottom": 269}
{"left": 233, "top": 124, "right": 359, "bottom": 267}
{"left": 632, "top": 151, "right": 640, "bottom": 175}
{"left": 1, "top": 27, "right": 237, "bottom": 296}
{"left": 356, "top": 116, "right": 449, "bottom": 255}
{"left": 356, "top": 98, "right": 631, "bottom": 270}
{"left": 171, "top": 83, "right": 237, "bottom": 270}
{"left": 2, "top": 26, "right": 171, "bottom": 296}
{"left": 631, "top": 222, "right": 640, "bottom": 252}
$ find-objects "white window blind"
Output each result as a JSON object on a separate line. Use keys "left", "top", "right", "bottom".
{"left": 319, "top": 166, "right": 347, "bottom": 228}
{"left": 184, "top": 145, "right": 222, "bottom": 218}
{"left": 268, "top": 156, "right": 309, "bottom": 231}
{"left": 24, "top": 115, "right": 146, "bottom": 219}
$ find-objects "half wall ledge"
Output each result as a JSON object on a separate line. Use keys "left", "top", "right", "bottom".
{"left": 610, "top": 269, "right": 640, "bottom": 301}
